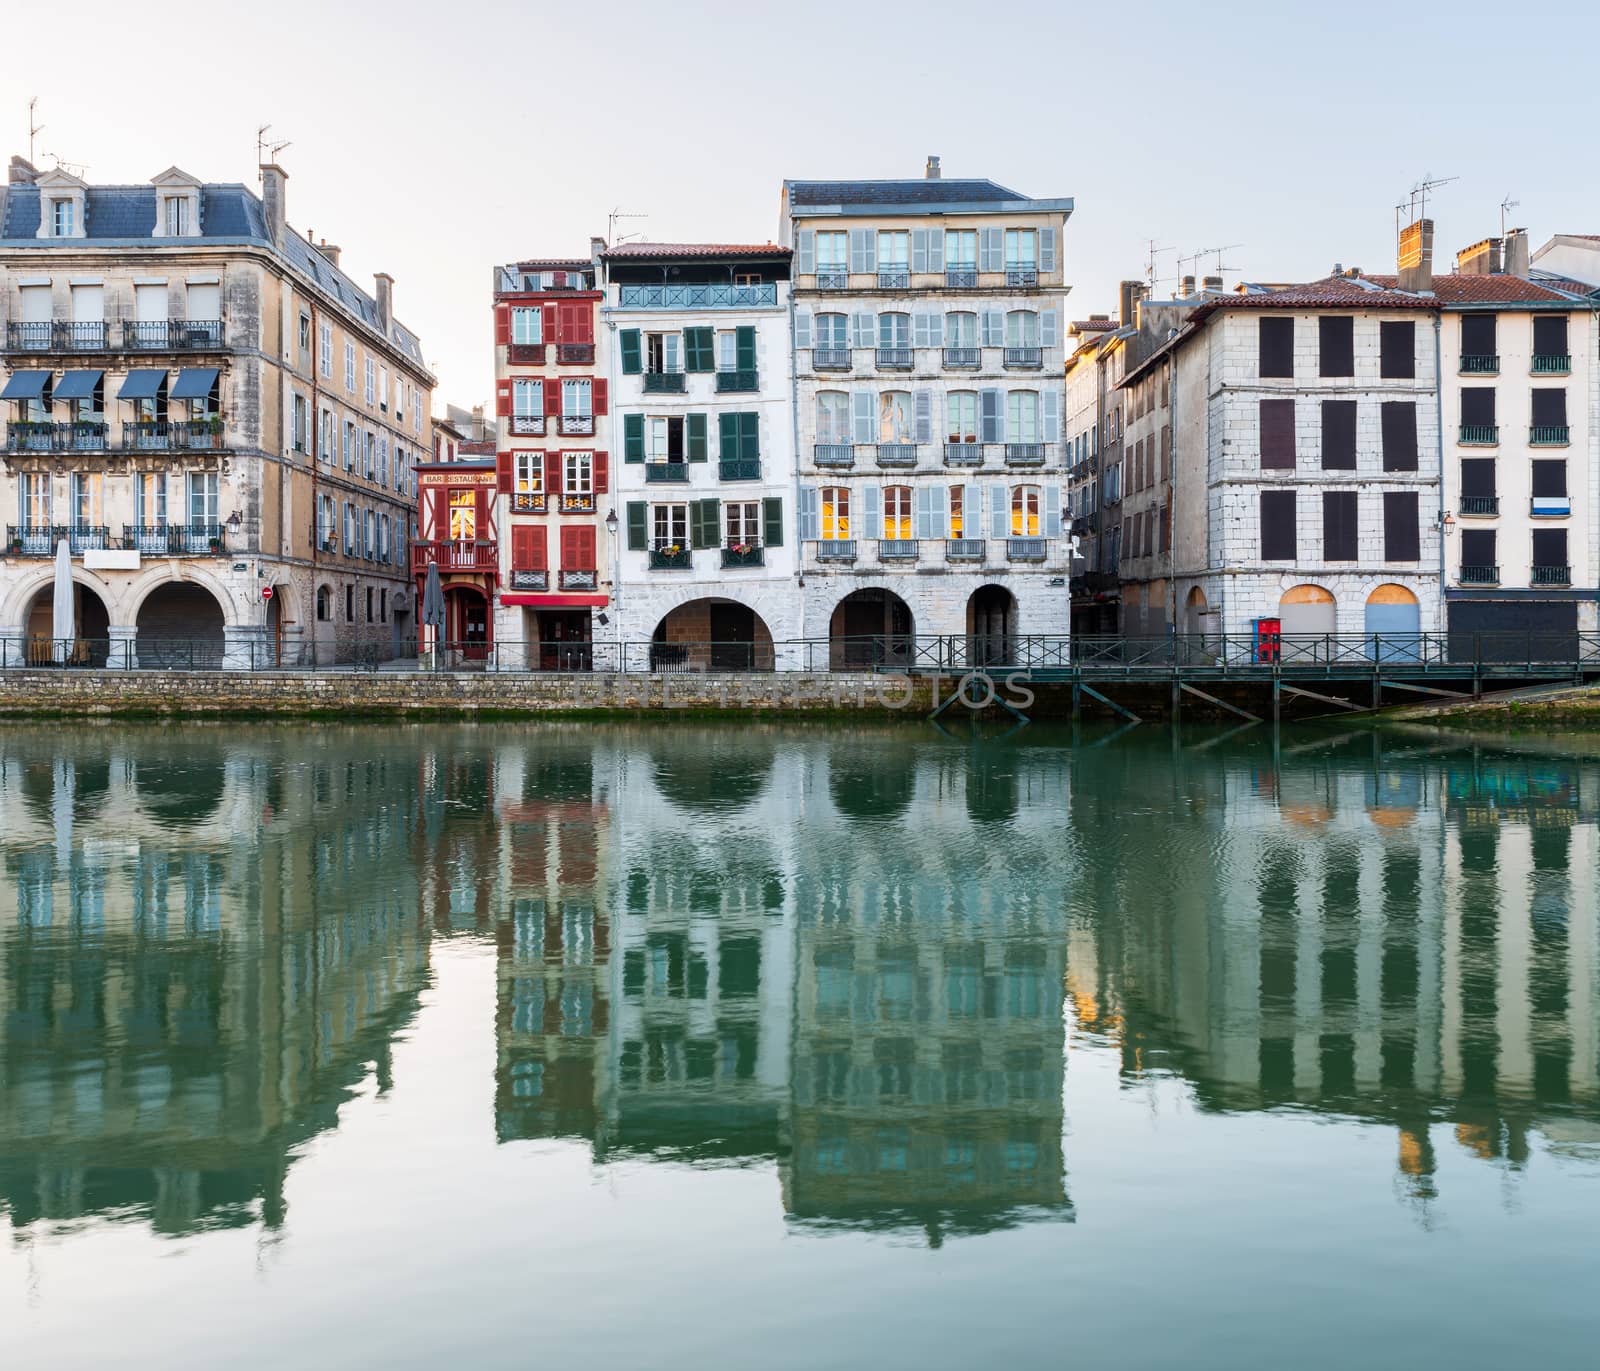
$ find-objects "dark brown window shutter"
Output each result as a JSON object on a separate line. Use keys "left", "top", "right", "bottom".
{"left": 1260, "top": 491, "right": 1297, "bottom": 560}
{"left": 1530, "top": 460, "right": 1567, "bottom": 497}
{"left": 1320, "top": 399, "right": 1357, "bottom": 469}
{"left": 1532, "top": 315, "right": 1567, "bottom": 357}
{"left": 1531, "top": 389, "right": 1567, "bottom": 427}
{"left": 1459, "top": 459, "right": 1496, "bottom": 497}
{"left": 1381, "top": 401, "right": 1418, "bottom": 471}
{"left": 1259, "top": 398, "right": 1296, "bottom": 469}
{"left": 1379, "top": 321, "right": 1415, "bottom": 379}
{"left": 1383, "top": 491, "right": 1420, "bottom": 562}
{"left": 1258, "top": 317, "right": 1294, "bottom": 378}
{"left": 1318, "top": 316, "right": 1354, "bottom": 377}
{"left": 1460, "top": 528, "right": 1496, "bottom": 566}
{"left": 1460, "top": 313, "right": 1496, "bottom": 357}
{"left": 1322, "top": 491, "right": 1358, "bottom": 560}
{"left": 1460, "top": 388, "right": 1496, "bottom": 427}
{"left": 1531, "top": 528, "right": 1568, "bottom": 566}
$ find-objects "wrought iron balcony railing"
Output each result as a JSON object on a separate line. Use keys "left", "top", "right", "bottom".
{"left": 122, "top": 523, "right": 228, "bottom": 556}
{"left": 1004, "top": 346, "right": 1043, "bottom": 369}
{"left": 511, "top": 414, "right": 545, "bottom": 435}
{"left": 1005, "top": 442, "right": 1047, "bottom": 465}
{"left": 945, "top": 265, "right": 978, "bottom": 288}
{"left": 1458, "top": 424, "right": 1498, "bottom": 445}
{"left": 719, "top": 458, "right": 761, "bottom": 482}
{"left": 4, "top": 421, "right": 55, "bottom": 452}
{"left": 645, "top": 463, "right": 689, "bottom": 483}
{"left": 721, "top": 543, "right": 764, "bottom": 568}
{"left": 619, "top": 283, "right": 777, "bottom": 308}
{"left": 512, "top": 492, "right": 547, "bottom": 513}
{"left": 559, "top": 568, "right": 599, "bottom": 590}
{"left": 123, "top": 419, "right": 225, "bottom": 451}
{"left": 560, "top": 493, "right": 595, "bottom": 513}
{"left": 875, "top": 444, "right": 918, "bottom": 467}
{"left": 942, "top": 347, "right": 980, "bottom": 369}
{"left": 1459, "top": 495, "right": 1499, "bottom": 516}
{"left": 1458, "top": 563, "right": 1499, "bottom": 585}
{"left": 7, "top": 525, "right": 58, "bottom": 555}
{"left": 878, "top": 539, "right": 918, "bottom": 560}
{"left": 814, "top": 539, "right": 857, "bottom": 561}
{"left": 642, "top": 371, "right": 687, "bottom": 394}
{"left": 509, "top": 569, "right": 549, "bottom": 591}
{"left": 557, "top": 342, "right": 595, "bottom": 365}
{"left": 877, "top": 267, "right": 911, "bottom": 290}
{"left": 1531, "top": 354, "right": 1571, "bottom": 375}
{"left": 815, "top": 269, "right": 849, "bottom": 291}
{"left": 813, "top": 348, "right": 852, "bottom": 371}
{"left": 814, "top": 444, "right": 854, "bottom": 468}
{"left": 1459, "top": 353, "right": 1498, "bottom": 375}
{"left": 875, "top": 347, "right": 914, "bottom": 369}
{"left": 66, "top": 525, "right": 112, "bottom": 553}
{"left": 1531, "top": 564, "right": 1571, "bottom": 586}
{"left": 1006, "top": 266, "right": 1039, "bottom": 287}
{"left": 4, "top": 322, "right": 52, "bottom": 351}
{"left": 946, "top": 538, "right": 986, "bottom": 561}
{"left": 944, "top": 442, "right": 984, "bottom": 466}
{"left": 122, "top": 319, "right": 224, "bottom": 351}
{"left": 1530, "top": 425, "right": 1570, "bottom": 445}
{"left": 3, "top": 321, "right": 109, "bottom": 351}
{"left": 648, "top": 546, "right": 691, "bottom": 570}
{"left": 559, "top": 415, "right": 594, "bottom": 435}
{"left": 1006, "top": 537, "right": 1047, "bottom": 561}
{"left": 715, "top": 369, "right": 759, "bottom": 393}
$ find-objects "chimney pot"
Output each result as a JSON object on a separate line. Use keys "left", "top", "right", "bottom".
{"left": 1202, "top": 274, "right": 1224, "bottom": 293}
{"left": 925, "top": 155, "right": 941, "bottom": 180}
{"left": 259, "top": 163, "right": 288, "bottom": 248}
{"left": 9, "top": 155, "right": 38, "bottom": 185}
{"left": 1504, "top": 227, "right": 1530, "bottom": 278}
{"left": 1180, "top": 274, "right": 1196, "bottom": 297}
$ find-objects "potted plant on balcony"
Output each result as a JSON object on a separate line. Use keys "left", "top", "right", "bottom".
{"left": 8, "top": 535, "right": 21, "bottom": 554}
{"left": 207, "top": 415, "right": 224, "bottom": 447}
{"left": 208, "top": 532, "right": 222, "bottom": 553}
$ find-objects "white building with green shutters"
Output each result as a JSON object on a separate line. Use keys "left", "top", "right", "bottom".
{"left": 780, "top": 161, "right": 1074, "bottom": 667}
{"left": 602, "top": 243, "right": 799, "bottom": 668}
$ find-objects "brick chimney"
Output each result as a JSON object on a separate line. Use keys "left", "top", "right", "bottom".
{"left": 260, "top": 164, "right": 287, "bottom": 247}
{"left": 1455, "top": 237, "right": 1503, "bottom": 276}
{"left": 1118, "top": 279, "right": 1147, "bottom": 328}
{"left": 1202, "top": 274, "right": 1224, "bottom": 294}
{"left": 9, "top": 155, "right": 38, "bottom": 185}
{"left": 1397, "top": 217, "right": 1434, "bottom": 292}
{"left": 1504, "top": 227, "right": 1530, "bottom": 277}
{"left": 374, "top": 273, "right": 393, "bottom": 334}
{"left": 1180, "top": 274, "right": 1196, "bottom": 297}
{"left": 925, "top": 154, "right": 941, "bottom": 179}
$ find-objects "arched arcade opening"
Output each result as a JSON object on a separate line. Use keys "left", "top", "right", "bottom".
{"left": 649, "top": 598, "right": 775, "bottom": 671}
{"left": 829, "top": 588, "right": 914, "bottom": 670}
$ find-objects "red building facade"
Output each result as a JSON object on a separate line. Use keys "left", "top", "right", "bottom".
{"left": 412, "top": 447, "right": 498, "bottom": 656}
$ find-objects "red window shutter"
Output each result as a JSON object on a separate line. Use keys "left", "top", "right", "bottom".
{"left": 495, "top": 381, "right": 511, "bottom": 417}
{"left": 544, "top": 379, "right": 561, "bottom": 417}
{"left": 593, "top": 451, "right": 608, "bottom": 494}
{"left": 528, "top": 526, "right": 548, "bottom": 568}
{"left": 494, "top": 306, "right": 510, "bottom": 346}
{"left": 559, "top": 525, "right": 581, "bottom": 568}
{"left": 545, "top": 452, "right": 563, "bottom": 492}
{"left": 511, "top": 524, "right": 534, "bottom": 569}
{"left": 543, "top": 303, "right": 557, "bottom": 341}
{"left": 475, "top": 489, "right": 490, "bottom": 526}
{"left": 562, "top": 301, "right": 593, "bottom": 344}
{"left": 574, "top": 526, "right": 596, "bottom": 569}
{"left": 592, "top": 378, "right": 608, "bottom": 415}
{"left": 496, "top": 451, "right": 511, "bottom": 493}
{"left": 428, "top": 487, "right": 447, "bottom": 538}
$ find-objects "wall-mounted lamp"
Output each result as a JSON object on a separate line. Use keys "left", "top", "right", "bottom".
{"left": 1437, "top": 512, "right": 1456, "bottom": 535}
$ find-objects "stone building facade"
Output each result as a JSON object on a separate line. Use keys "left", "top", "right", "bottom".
{"left": 0, "top": 156, "right": 431, "bottom": 668}
{"left": 780, "top": 162, "right": 1074, "bottom": 666}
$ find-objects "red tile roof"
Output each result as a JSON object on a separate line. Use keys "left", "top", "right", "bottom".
{"left": 1365, "top": 273, "right": 1581, "bottom": 303}
{"left": 1071, "top": 318, "right": 1119, "bottom": 332}
{"left": 600, "top": 241, "right": 790, "bottom": 260}
{"left": 1190, "top": 276, "right": 1435, "bottom": 322}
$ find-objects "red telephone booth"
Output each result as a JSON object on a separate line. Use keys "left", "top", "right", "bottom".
{"left": 1254, "top": 617, "right": 1282, "bottom": 663}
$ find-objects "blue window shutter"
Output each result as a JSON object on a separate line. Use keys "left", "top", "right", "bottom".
{"left": 980, "top": 228, "right": 1002, "bottom": 272}
{"left": 928, "top": 228, "right": 944, "bottom": 271}
{"left": 914, "top": 485, "right": 933, "bottom": 538}
{"left": 980, "top": 388, "right": 1001, "bottom": 443}
{"left": 852, "top": 391, "right": 875, "bottom": 444}
{"left": 1041, "top": 309, "right": 1058, "bottom": 347}
{"left": 799, "top": 486, "right": 819, "bottom": 540}
{"left": 795, "top": 310, "right": 812, "bottom": 349}
{"left": 914, "top": 390, "right": 932, "bottom": 444}
{"left": 960, "top": 482, "right": 974, "bottom": 536}
{"left": 989, "top": 483, "right": 1008, "bottom": 538}
{"left": 1045, "top": 484, "right": 1062, "bottom": 537}
{"left": 1040, "top": 227, "right": 1056, "bottom": 272}
{"left": 1043, "top": 388, "right": 1061, "bottom": 441}
{"left": 913, "top": 312, "right": 931, "bottom": 349}
{"left": 797, "top": 230, "right": 815, "bottom": 275}
{"left": 911, "top": 230, "right": 929, "bottom": 274}
{"left": 850, "top": 229, "right": 876, "bottom": 274}
{"left": 926, "top": 311, "right": 943, "bottom": 347}
{"left": 983, "top": 310, "right": 1004, "bottom": 347}
{"left": 862, "top": 483, "right": 882, "bottom": 537}
{"left": 852, "top": 312, "right": 874, "bottom": 349}
{"left": 930, "top": 484, "right": 947, "bottom": 539}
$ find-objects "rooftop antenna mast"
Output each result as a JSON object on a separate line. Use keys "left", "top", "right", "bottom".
{"left": 608, "top": 208, "right": 646, "bottom": 245}
{"left": 1500, "top": 194, "right": 1521, "bottom": 237}
{"left": 256, "top": 123, "right": 291, "bottom": 170}
{"left": 1144, "top": 239, "right": 1175, "bottom": 292}
{"left": 1199, "top": 243, "right": 1242, "bottom": 276}
{"left": 1396, "top": 173, "right": 1457, "bottom": 237}
{"left": 27, "top": 96, "right": 43, "bottom": 165}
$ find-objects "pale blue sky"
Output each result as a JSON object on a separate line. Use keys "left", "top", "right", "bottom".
{"left": 12, "top": 0, "right": 1597, "bottom": 406}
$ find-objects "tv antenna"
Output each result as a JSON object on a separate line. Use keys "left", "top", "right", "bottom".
{"left": 608, "top": 208, "right": 646, "bottom": 245}
{"left": 27, "top": 96, "right": 43, "bottom": 165}
{"left": 1396, "top": 173, "right": 1457, "bottom": 233}
{"left": 256, "top": 123, "right": 291, "bottom": 168}
{"left": 1144, "top": 239, "right": 1175, "bottom": 291}
{"left": 1500, "top": 194, "right": 1521, "bottom": 236}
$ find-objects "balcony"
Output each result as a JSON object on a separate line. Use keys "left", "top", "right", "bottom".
{"left": 509, "top": 569, "right": 549, "bottom": 591}
{"left": 1459, "top": 353, "right": 1498, "bottom": 375}
{"left": 1459, "top": 495, "right": 1499, "bottom": 517}
{"left": 813, "top": 348, "right": 852, "bottom": 371}
{"left": 3, "top": 321, "right": 107, "bottom": 352}
{"left": 1531, "top": 354, "right": 1571, "bottom": 375}
{"left": 1531, "top": 564, "right": 1572, "bottom": 586}
{"left": 875, "top": 347, "right": 914, "bottom": 370}
{"left": 123, "top": 523, "right": 228, "bottom": 556}
{"left": 715, "top": 369, "right": 759, "bottom": 393}
{"left": 558, "top": 415, "right": 594, "bottom": 436}
{"left": 7, "top": 525, "right": 57, "bottom": 555}
{"left": 512, "top": 492, "right": 547, "bottom": 514}
{"left": 648, "top": 546, "right": 691, "bottom": 570}
{"left": 1005, "top": 443, "right": 1047, "bottom": 466}
{"left": 507, "top": 342, "right": 545, "bottom": 365}
{"left": 559, "top": 493, "right": 596, "bottom": 514}
{"left": 1458, "top": 424, "right": 1498, "bottom": 445}
{"left": 1006, "top": 266, "right": 1039, "bottom": 288}
{"left": 877, "top": 267, "right": 910, "bottom": 290}
{"left": 815, "top": 269, "right": 849, "bottom": 292}
{"left": 642, "top": 371, "right": 686, "bottom": 394}
{"left": 721, "top": 543, "right": 764, "bottom": 568}
{"left": 1004, "top": 346, "right": 1043, "bottom": 369}
{"left": 412, "top": 539, "right": 497, "bottom": 573}
{"left": 557, "top": 342, "right": 595, "bottom": 365}
{"left": 1530, "top": 425, "right": 1570, "bottom": 446}
{"left": 123, "top": 419, "right": 225, "bottom": 451}
{"left": 559, "top": 568, "right": 599, "bottom": 590}
{"left": 943, "top": 347, "right": 981, "bottom": 369}
{"left": 1458, "top": 564, "right": 1500, "bottom": 586}
{"left": 878, "top": 539, "right": 918, "bottom": 561}
{"left": 719, "top": 458, "right": 761, "bottom": 482}
{"left": 645, "top": 463, "right": 689, "bottom": 483}
{"left": 123, "top": 320, "right": 224, "bottom": 351}
{"left": 815, "top": 540, "right": 857, "bottom": 562}
{"left": 4, "top": 322, "right": 51, "bottom": 352}
{"left": 946, "top": 538, "right": 986, "bottom": 562}
{"left": 945, "top": 265, "right": 978, "bottom": 289}
{"left": 1006, "top": 538, "right": 1047, "bottom": 561}
{"left": 875, "top": 444, "right": 918, "bottom": 467}
{"left": 814, "top": 444, "right": 854, "bottom": 468}
{"left": 618, "top": 283, "right": 777, "bottom": 308}
{"left": 944, "top": 442, "right": 984, "bottom": 467}
{"left": 510, "top": 414, "right": 545, "bottom": 435}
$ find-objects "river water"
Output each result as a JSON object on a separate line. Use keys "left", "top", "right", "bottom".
{"left": 0, "top": 721, "right": 1595, "bottom": 1369}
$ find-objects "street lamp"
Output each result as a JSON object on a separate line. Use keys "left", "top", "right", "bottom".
{"left": 604, "top": 508, "right": 621, "bottom": 666}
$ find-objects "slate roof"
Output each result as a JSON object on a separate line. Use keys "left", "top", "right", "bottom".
{"left": 1, "top": 182, "right": 427, "bottom": 371}
{"left": 787, "top": 178, "right": 1025, "bottom": 207}
{"left": 599, "top": 241, "right": 790, "bottom": 260}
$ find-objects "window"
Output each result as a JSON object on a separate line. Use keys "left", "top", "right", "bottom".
{"left": 564, "top": 451, "right": 592, "bottom": 494}
{"left": 816, "top": 231, "right": 847, "bottom": 269}
{"left": 1533, "top": 315, "right": 1568, "bottom": 361}
{"left": 1461, "top": 527, "right": 1495, "bottom": 573}
{"left": 726, "top": 501, "right": 760, "bottom": 546}
{"left": 717, "top": 330, "right": 737, "bottom": 372}
{"left": 946, "top": 312, "right": 978, "bottom": 348}
{"left": 1008, "top": 391, "right": 1040, "bottom": 443}
{"left": 319, "top": 322, "right": 333, "bottom": 377}
{"left": 945, "top": 230, "right": 977, "bottom": 269}
{"left": 1531, "top": 389, "right": 1568, "bottom": 431}
{"left": 380, "top": 588, "right": 388, "bottom": 622}
{"left": 1532, "top": 528, "right": 1568, "bottom": 571}
{"left": 1461, "top": 387, "right": 1496, "bottom": 431}
{"left": 653, "top": 503, "right": 688, "bottom": 549}
{"left": 363, "top": 430, "right": 375, "bottom": 479}
{"left": 316, "top": 586, "right": 332, "bottom": 621}
{"left": 512, "top": 308, "right": 542, "bottom": 345}
{"left": 378, "top": 366, "right": 389, "bottom": 411}
{"left": 562, "top": 379, "right": 592, "bottom": 418}
{"left": 51, "top": 198, "right": 74, "bottom": 236}
{"left": 513, "top": 379, "right": 542, "bottom": 417}
{"left": 299, "top": 314, "right": 311, "bottom": 352}
{"left": 1460, "top": 458, "right": 1496, "bottom": 504}
{"left": 647, "top": 416, "right": 685, "bottom": 462}
{"left": 449, "top": 491, "right": 476, "bottom": 541}
{"left": 1318, "top": 316, "right": 1354, "bottom": 377}
{"left": 364, "top": 511, "right": 376, "bottom": 560}
{"left": 364, "top": 356, "right": 375, "bottom": 404}
{"left": 188, "top": 472, "right": 218, "bottom": 526}
{"left": 1011, "top": 485, "right": 1040, "bottom": 535}
{"left": 646, "top": 332, "right": 683, "bottom": 374}
{"left": 1531, "top": 460, "right": 1567, "bottom": 499}
{"left": 1383, "top": 492, "right": 1419, "bottom": 562}
{"left": 1381, "top": 402, "right": 1417, "bottom": 471}
{"left": 379, "top": 436, "right": 390, "bottom": 486}
{"left": 136, "top": 472, "right": 167, "bottom": 527}
{"left": 515, "top": 452, "right": 542, "bottom": 495}
{"left": 947, "top": 392, "right": 978, "bottom": 443}
{"left": 883, "top": 485, "right": 912, "bottom": 538}
{"left": 949, "top": 485, "right": 964, "bottom": 537}
{"left": 1380, "top": 321, "right": 1414, "bottom": 379}
{"left": 816, "top": 313, "right": 848, "bottom": 351}
{"left": 1323, "top": 491, "right": 1358, "bottom": 560}
{"left": 343, "top": 502, "right": 355, "bottom": 555}
{"left": 1260, "top": 490, "right": 1296, "bottom": 560}
{"left": 878, "top": 312, "right": 911, "bottom": 349}
{"left": 413, "top": 390, "right": 422, "bottom": 432}
{"left": 344, "top": 341, "right": 356, "bottom": 391}
{"left": 164, "top": 196, "right": 189, "bottom": 236}
{"left": 816, "top": 392, "right": 850, "bottom": 445}
{"left": 1004, "top": 229, "right": 1037, "bottom": 268}
{"left": 342, "top": 421, "right": 356, "bottom": 471}
{"left": 70, "top": 472, "right": 102, "bottom": 528}
{"left": 877, "top": 231, "right": 910, "bottom": 267}
{"left": 1320, "top": 400, "right": 1356, "bottom": 470}
{"left": 20, "top": 472, "right": 50, "bottom": 527}
{"left": 821, "top": 487, "right": 850, "bottom": 539}
{"left": 317, "top": 493, "right": 336, "bottom": 547}
{"left": 1006, "top": 311, "right": 1040, "bottom": 347}
{"left": 561, "top": 525, "right": 596, "bottom": 571}
{"left": 1260, "top": 398, "right": 1296, "bottom": 469}
{"left": 719, "top": 412, "right": 759, "bottom": 460}
{"left": 345, "top": 585, "right": 354, "bottom": 622}
{"left": 878, "top": 392, "right": 914, "bottom": 443}
{"left": 1259, "top": 317, "right": 1294, "bottom": 377}
{"left": 292, "top": 393, "right": 309, "bottom": 453}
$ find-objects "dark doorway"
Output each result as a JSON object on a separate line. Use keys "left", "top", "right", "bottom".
{"left": 709, "top": 602, "right": 756, "bottom": 670}
{"left": 968, "top": 585, "right": 1017, "bottom": 667}
{"left": 447, "top": 588, "right": 490, "bottom": 662}
{"left": 830, "top": 589, "right": 914, "bottom": 669}
{"left": 538, "top": 610, "right": 592, "bottom": 671}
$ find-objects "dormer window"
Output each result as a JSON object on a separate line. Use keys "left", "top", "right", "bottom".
{"left": 149, "top": 167, "right": 202, "bottom": 239}
{"left": 164, "top": 196, "right": 189, "bottom": 236}
{"left": 52, "top": 198, "right": 75, "bottom": 236}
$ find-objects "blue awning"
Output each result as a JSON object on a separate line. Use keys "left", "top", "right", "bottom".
{"left": 119, "top": 369, "right": 169, "bottom": 401}
{"left": 54, "top": 369, "right": 104, "bottom": 401}
{"left": 0, "top": 370, "right": 51, "bottom": 401}
{"left": 171, "top": 367, "right": 219, "bottom": 400}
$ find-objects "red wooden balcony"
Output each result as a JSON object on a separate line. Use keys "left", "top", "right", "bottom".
{"left": 412, "top": 540, "right": 498, "bottom": 573}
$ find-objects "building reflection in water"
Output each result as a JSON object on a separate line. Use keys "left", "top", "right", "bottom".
{"left": 2, "top": 723, "right": 1598, "bottom": 1244}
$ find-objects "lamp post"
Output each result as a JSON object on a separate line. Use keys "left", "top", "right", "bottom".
{"left": 605, "top": 508, "right": 621, "bottom": 669}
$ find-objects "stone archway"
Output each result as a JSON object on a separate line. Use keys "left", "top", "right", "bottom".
{"left": 313, "top": 584, "right": 337, "bottom": 667}
{"left": 966, "top": 584, "right": 1017, "bottom": 668}
{"left": 829, "top": 587, "right": 914, "bottom": 670}
{"left": 136, "top": 581, "right": 227, "bottom": 669}
{"left": 23, "top": 581, "right": 112, "bottom": 666}
{"left": 1184, "top": 586, "right": 1207, "bottom": 638}
{"left": 649, "top": 598, "right": 775, "bottom": 671}
{"left": 1365, "top": 584, "right": 1421, "bottom": 663}
{"left": 1278, "top": 584, "right": 1336, "bottom": 660}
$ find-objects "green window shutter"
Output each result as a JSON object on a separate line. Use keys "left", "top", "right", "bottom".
{"left": 685, "top": 327, "right": 714, "bottom": 372}
{"left": 626, "top": 501, "right": 648, "bottom": 550}
{"left": 736, "top": 326, "right": 756, "bottom": 372}
{"left": 762, "top": 496, "right": 784, "bottom": 548}
{"left": 740, "top": 412, "right": 759, "bottom": 458}
{"left": 690, "top": 497, "right": 721, "bottom": 549}
{"left": 623, "top": 413, "right": 645, "bottom": 461}
{"left": 687, "top": 413, "right": 708, "bottom": 460}
{"left": 718, "top": 412, "right": 738, "bottom": 459}
{"left": 620, "top": 329, "right": 642, "bottom": 375}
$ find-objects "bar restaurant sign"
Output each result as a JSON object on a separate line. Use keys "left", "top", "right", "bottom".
{"left": 419, "top": 470, "right": 497, "bottom": 487}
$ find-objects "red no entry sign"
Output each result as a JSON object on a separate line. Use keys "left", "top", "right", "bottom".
{"left": 261, "top": 586, "right": 274, "bottom": 600}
